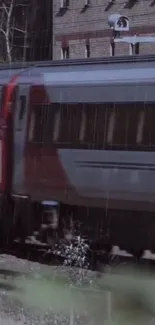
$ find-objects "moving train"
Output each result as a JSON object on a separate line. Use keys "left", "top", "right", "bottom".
{"left": 1, "top": 54, "right": 155, "bottom": 261}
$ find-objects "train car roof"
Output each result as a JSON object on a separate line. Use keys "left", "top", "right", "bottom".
{"left": 17, "top": 55, "right": 155, "bottom": 85}
{"left": 41, "top": 63, "right": 155, "bottom": 85}
{"left": 0, "top": 54, "right": 155, "bottom": 70}
{"left": 24, "top": 56, "right": 155, "bottom": 103}
{"left": 1, "top": 55, "right": 155, "bottom": 102}
{"left": 0, "top": 68, "right": 26, "bottom": 84}
{"left": 0, "top": 55, "right": 155, "bottom": 86}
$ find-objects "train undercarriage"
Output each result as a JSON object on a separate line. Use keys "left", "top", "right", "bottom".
{"left": 0, "top": 193, "right": 155, "bottom": 269}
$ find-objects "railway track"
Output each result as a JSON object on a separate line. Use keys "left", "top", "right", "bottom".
{"left": 2, "top": 236, "right": 155, "bottom": 271}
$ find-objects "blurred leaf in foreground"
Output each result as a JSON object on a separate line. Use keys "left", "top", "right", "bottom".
{"left": 4, "top": 265, "right": 155, "bottom": 325}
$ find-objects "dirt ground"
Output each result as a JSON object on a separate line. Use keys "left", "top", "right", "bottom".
{"left": 0, "top": 254, "right": 100, "bottom": 325}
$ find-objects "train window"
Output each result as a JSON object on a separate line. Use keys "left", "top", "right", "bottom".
{"left": 30, "top": 104, "right": 58, "bottom": 144}
{"left": 94, "top": 104, "right": 108, "bottom": 149}
{"left": 28, "top": 111, "right": 35, "bottom": 141}
{"left": 53, "top": 107, "right": 61, "bottom": 142}
{"left": 79, "top": 107, "right": 86, "bottom": 142}
{"left": 55, "top": 104, "right": 82, "bottom": 147}
{"left": 58, "top": 104, "right": 70, "bottom": 143}
{"left": 43, "top": 104, "right": 56, "bottom": 145}
{"left": 124, "top": 102, "right": 152, "bottom": 151}
{"left": 29, "top": 102, "right": 155, "bottom": 151}
{"left": 125, "top": 103, "right": 141, "bottom": 150}
{"left": 19, "top": 95, "right": 26, "bottom": 121}
{"left": 29, "top": 104, "right": 52, "bottom": 144}
{"left": 30, "top": 103, "right": 82, "bottom": 147}
{"left": 106, "top": 104, "right": 127, "bottom": 149}
{"left": 83, "top": 104, "right": 96, "bottom": 148}
{"left": 136, "top": 109, "right": 145, "bottom": 144}
{"left": 145, "top": 103, "right": 155, "bottom": 148}
{"left": 70, "top": 104, "right": 82, "bottom": 145}
{"left": 31, "top": 105, "right": 45, "bottom": 143}
{"left": 137, "top": 104, "right": 150, "bottom": 149}
{"left": 107, "top": 110, "right": 115, "bottom": 144}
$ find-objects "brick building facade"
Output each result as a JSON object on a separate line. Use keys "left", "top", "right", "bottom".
{"left": 53, "top": 0, "right": 155, "bottom": 59}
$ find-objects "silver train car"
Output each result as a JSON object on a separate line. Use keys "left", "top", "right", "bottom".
{"left": 21, "top": 55, "right": 155, "bottom": 213}
{"left": 0, "top": 55, "right": 155, "bottom": 259}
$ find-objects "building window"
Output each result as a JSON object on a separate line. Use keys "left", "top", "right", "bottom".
{"left": 85, "top": 41, "right": 90, "bottom": 58}
{"left": 60, "top": 0, "right": 69, "bottom": 8}
{"left": 130, "top": 43, "right": 140, "bottom": 55}
{"left": 135, "top": 42, "right": 140, "bottom": 55}
{"left": 110, "top": 42, "right": 115, "bottom": 56}
{"left": 85, "top": 0, "right": 90, "bottom": 5}
{"left": 61, "top": 46, "right": 69, "bottom": 59}
{"left": 129, "top": 43, "right": 133, "bottom": 55}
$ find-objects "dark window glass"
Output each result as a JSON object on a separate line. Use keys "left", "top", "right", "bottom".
{"left": 94, "top": 104, "right": 111, "bottom": 149}
{"left": 82, "top": 104, "right": 96, "bottom": 148}
{"left": 61, "top": 47, "right": 69, "bottom": 59}
{"left": 58, "top": 104, "right": 70, "bottom": 143}
{"left": 32, "top": 104, "right": 46, "bottom": 143}
{"left": 126, "top": 103, "right": 141, "bottom": 149}
{"left": 43, "top": 104, "right": 56, "bottom": 145}
{"left": 19, "top": 95, "right": 26, "bottom": 121}
{"left": 69, "top": 104, "right": 82, "bottom": 146}
{"left": 105, "top": 103, "right": 127, "bottom": 149}
{"left": 145, "top": 103, "right": 155, "bottom": 148}
{"left": 137, "top": 103, "right": 149, "bottom": 149}
{"left": 135, "top": 43, "right": 140, "bottom": 55}
{"left": 29, "top": 102, "right": 155, "bottom": 151}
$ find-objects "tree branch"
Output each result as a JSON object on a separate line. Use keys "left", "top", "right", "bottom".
{"left": 0, "top": 0, "right": 28, "bottom": 62}
{"left": 0, "top": 27, "right": 6, "bottom": 37}
{"left": 5, "top": 0, "right": 14, "bottom": 63}
{"left": 11, "top": 26, "right": 25, "bottom": 33}
{"left": 2, "top": 3, "right": 9, "bottom": 15}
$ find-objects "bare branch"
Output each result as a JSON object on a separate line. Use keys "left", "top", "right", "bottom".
{"left": 5, "top": 0, "right": 13, "bottom": 62}
{"left": 11, "top": 27, "right": 25, "bottom": 33}
{"left": 2, "top": 3, "right": 9, "bottom": 15}
{"left": 0, "top": 10, "right": 5, "bottom": 30}
{"left": 0, "top": 0, "right": 28, "bottom": 62}
{"left": 0, "top": 27, "right": 6, "bottom": 37}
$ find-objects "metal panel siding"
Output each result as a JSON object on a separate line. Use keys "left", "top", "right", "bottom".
{"left": 40, "top": 62, "right": 155, "bottom": 103}
{"left": 58, "top": 149, "right": 155, "bottom": 201}
{"left": 0, "top": 69, "right": 22, "bottom": 84}
{"left": 45, "top": 83, "right": 155, "bottom": 103}
{"left": 43, "top": 67, "right": 155, "bottom": 85}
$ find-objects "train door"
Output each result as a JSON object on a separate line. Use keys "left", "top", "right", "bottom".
{"left": 12, "top": 83, "right": 30, "bottom": 195}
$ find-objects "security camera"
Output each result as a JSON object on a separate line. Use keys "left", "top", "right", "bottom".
{"left": 108, "top": 13, "right": 130, "bottom": 31}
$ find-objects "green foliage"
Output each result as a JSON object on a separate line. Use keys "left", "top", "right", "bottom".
{"left": 2, "top": 265, "right": 155, "bottom": 324}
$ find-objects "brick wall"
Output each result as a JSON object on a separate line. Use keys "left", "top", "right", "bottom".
{"left": 53, "top": 0, "right": 155, "bottom": 59}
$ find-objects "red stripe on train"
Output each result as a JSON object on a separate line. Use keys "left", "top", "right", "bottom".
{"left": 24, "top": 84, "right": 74, "bottom": 200}
{"left": 1, "top": 75, "right": 19, "bottom": 192}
